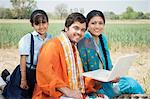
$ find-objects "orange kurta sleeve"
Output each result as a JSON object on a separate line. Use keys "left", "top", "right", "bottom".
{"left": 32, "top": 38, "right": 69, "bottom": 99}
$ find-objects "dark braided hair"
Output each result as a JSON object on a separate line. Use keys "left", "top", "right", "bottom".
{"left": 99, "top": 34, "right": 109, "bottom": 70}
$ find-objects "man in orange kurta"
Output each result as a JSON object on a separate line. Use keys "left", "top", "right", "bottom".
{"left": 32, "top": 13, "right": 87, "bottom": 99}
{"left": 32, "top": 38, "right": 69, "bottom": 98}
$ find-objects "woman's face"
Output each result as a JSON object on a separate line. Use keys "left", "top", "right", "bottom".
{"left": 88, "top": 16, "right": 104, "bottom": 37}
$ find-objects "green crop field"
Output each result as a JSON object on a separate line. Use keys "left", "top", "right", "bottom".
{"left": 0, "top": 20, "right": 150, "bottom": 94}
{"left": 0, "top": 22, "right": 64, "bottom": 48}
{"left": 0, "top": 20, "right": 150, "bottom": 49}
{"left": 105, "top": 24, "right": 150, "bottom": 50}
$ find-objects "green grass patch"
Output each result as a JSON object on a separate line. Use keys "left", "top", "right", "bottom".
{"left": 0, "top": 23, "right": 150, "bottom": 49}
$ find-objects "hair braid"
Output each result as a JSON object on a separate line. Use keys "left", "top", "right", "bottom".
{"left": 99, "top": 34, "right": 108, "bottom": 70}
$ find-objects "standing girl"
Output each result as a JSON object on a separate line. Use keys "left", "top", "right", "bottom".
{"left": 2, "top": 9, "right": 51, "bottom": 99}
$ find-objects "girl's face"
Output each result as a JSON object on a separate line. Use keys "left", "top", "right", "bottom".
{"left": 88, "top": 16, "right": 104, "bottom": 37}
{"left": 32, "top": 22, "right": 48, "bottom": 35}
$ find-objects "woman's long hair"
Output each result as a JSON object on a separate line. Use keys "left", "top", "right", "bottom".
{"left": 99, "top": 34, "right": 108, "bottom": 70}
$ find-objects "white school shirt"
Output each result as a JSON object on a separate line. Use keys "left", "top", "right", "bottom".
{"left": 19, "top": 31, "right": 52, "bottom": 66}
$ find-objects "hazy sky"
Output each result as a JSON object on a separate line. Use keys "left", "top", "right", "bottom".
{"left": 1, "top": 0, "right": 150, "bottom": 15}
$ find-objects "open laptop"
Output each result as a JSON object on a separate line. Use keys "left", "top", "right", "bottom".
{"left": 82, "top": 54, "right": 138, "bottom": 82}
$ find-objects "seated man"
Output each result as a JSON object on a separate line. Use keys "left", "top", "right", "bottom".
{"left": 32, "top": 12, "right": 87, "bottom": 99}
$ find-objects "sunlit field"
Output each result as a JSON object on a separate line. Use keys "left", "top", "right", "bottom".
{"left": 0, "top": 19, "right": 150, "bottom": 49}
{"left": 0, "top": 21, "right": 64, "bottom": 48}
{"left": 105, "top": 23, "right": 150, "bottom": 50}
{"left": 0, "top": 19, "right": 150, "bottom": 94}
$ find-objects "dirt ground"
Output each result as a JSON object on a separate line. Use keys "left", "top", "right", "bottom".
{"left": 0, "top": 48, "right": 150, "bottom": 94}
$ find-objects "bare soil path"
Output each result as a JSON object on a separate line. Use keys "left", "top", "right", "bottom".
{"left": 0, "top": 48, "right": 150, "bottom": 96}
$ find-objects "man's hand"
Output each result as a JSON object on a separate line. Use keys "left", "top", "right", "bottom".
{"left": 58, "top": 87, "right": 82, "bottom": 99}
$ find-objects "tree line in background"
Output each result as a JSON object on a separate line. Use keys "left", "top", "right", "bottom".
{"left": 0, "top": 1, "right": 150, "bottom": 20}
{"left": 0, "top": 0, "right": 37, "bottom": 19}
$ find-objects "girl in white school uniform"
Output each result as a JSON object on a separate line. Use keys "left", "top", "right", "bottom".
{"left": 2, "top": 9, "right": 52, "bottom": 99}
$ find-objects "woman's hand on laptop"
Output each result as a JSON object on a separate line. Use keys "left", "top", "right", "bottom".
{"left": 85, "top": 79, "right": 102, "bottom": 93}
{"left": 111, "top": 77, "right": 120, "bottom": 83}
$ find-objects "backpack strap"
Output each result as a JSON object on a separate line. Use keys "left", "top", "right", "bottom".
{"left": 30, "top": 33, "right": 34, "bottom": 69}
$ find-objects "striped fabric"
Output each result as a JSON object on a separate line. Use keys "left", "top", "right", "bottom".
{"left": 58, "top": 32, "right": 85, "bottom": 93}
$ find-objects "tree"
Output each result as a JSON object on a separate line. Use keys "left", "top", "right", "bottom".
{"left": 121, "top": 6, "right": 138, "bottom": 19}
{"left": 104, "top": 11, "right": 119, "bottom": 20}
{"left": 55, "top": 3, "right": 68, "bottom": 19}
{"left": 137, "top": 12, "right": 145, "bottom": 19}
{"left": 69, "top": 8, "right": 85, "bottom": 15}
{"left": 0, "top": 8, "right": 12, "bottom": 19}
{"left": 145, "top": 13, "right": 150, "bottom": 19}
{"left": 10, "top": 0, "right": 37, "bottom": 19}
{"left": 126, "top": 6, "right": 134, "bottom": 13}
{"left": 79, "top": 8, "right": 85, "bottom": 14}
